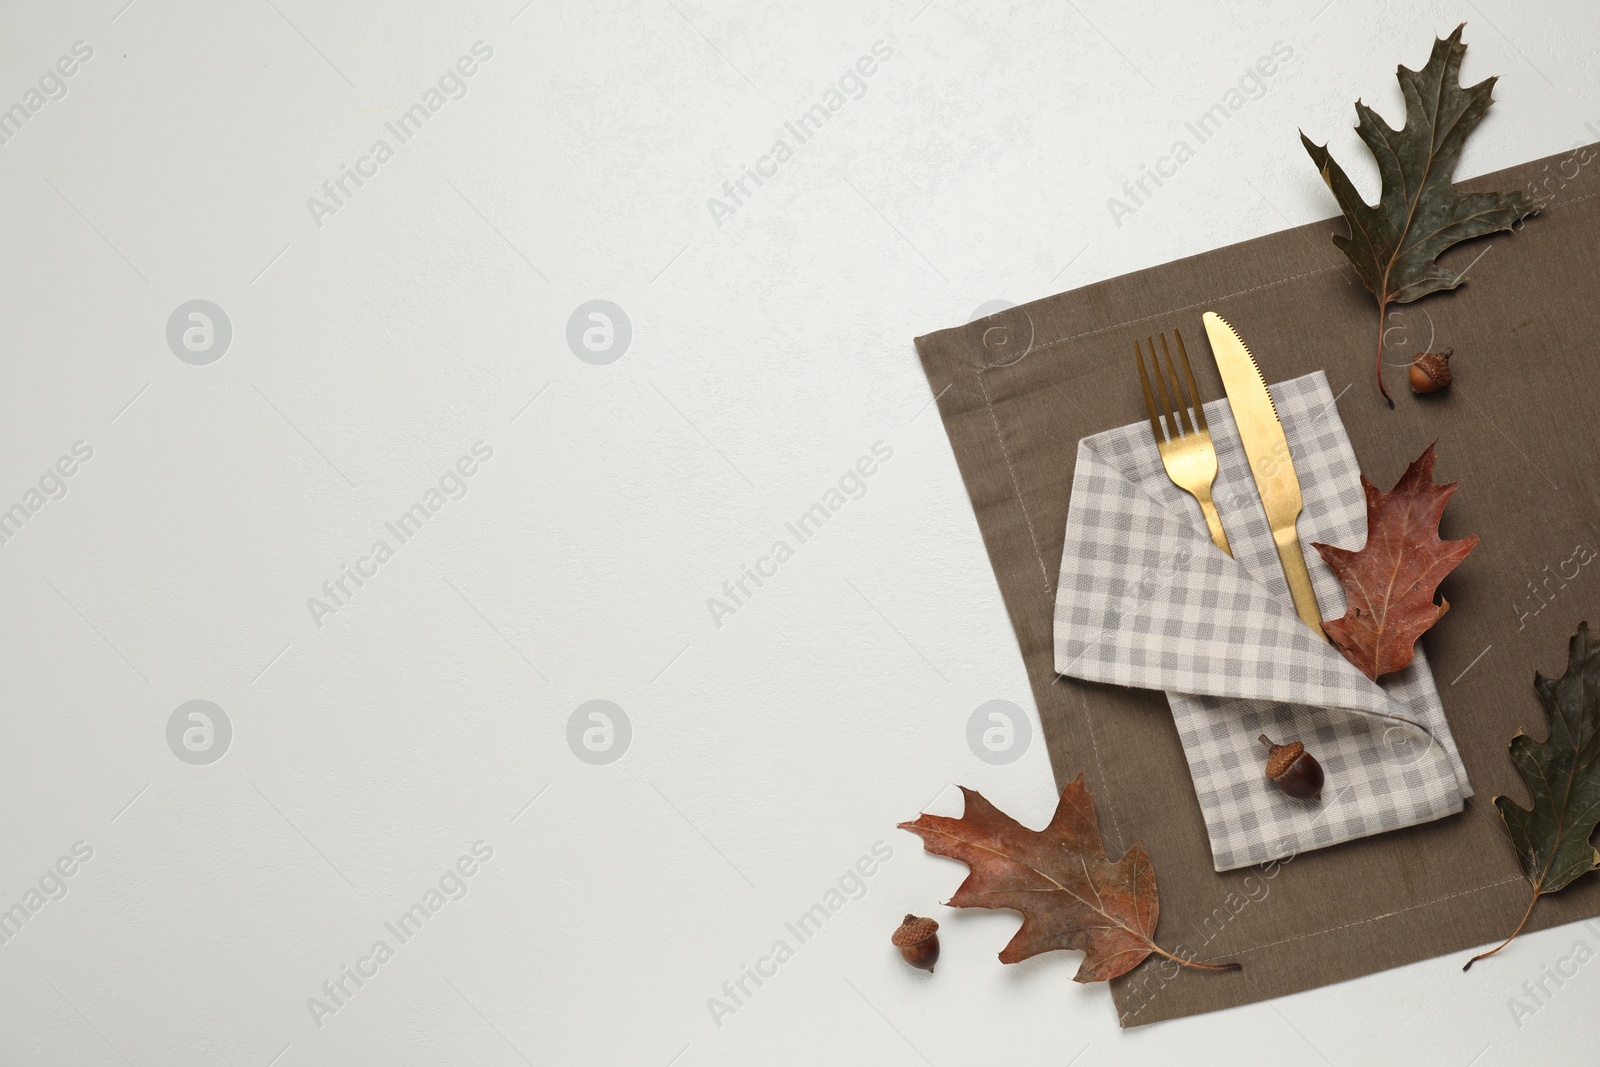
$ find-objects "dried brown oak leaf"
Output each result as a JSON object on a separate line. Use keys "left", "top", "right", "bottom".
{"left": 1312, "top": 443, "right": 1478, "bottom": 681}
{"left": 898, "top": 776, "right": 1238, "bottom": 982}
{"left": 1300, "top": 24, "right": 1542, "bottom": 405}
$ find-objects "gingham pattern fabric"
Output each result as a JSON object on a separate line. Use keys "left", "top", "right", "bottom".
{"left": 1053, "top": 371, "right": 1472, "bottom": 871}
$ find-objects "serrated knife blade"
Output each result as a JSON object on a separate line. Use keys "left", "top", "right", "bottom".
{"left": 1201, "top": 311, "right": 1327, "bottom": 639}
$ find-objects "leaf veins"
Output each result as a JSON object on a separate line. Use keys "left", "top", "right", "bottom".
{"left": 1312, "top": 443, "right": 1478, "bottom": 681}
{"left": 1467, "top": 623, "right": 1600, "bottom": 969}
{"left": 899, "top": 776, "right": 1239, "bottom": 982}
{"left": 1300, "top": 24, "right": 1542, "bottom": 404}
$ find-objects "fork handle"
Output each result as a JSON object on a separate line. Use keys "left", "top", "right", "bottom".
{"left": 1194, "top": 489, "right": 1232, "bottom": 558}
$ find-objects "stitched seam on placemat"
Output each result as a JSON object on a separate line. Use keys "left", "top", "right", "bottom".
{"left": 976, "top": 369, "right": 1051, "bottom": 592}
{"left": 1021, "top": 265, "right": 1339, "bottom": 354}
{"left": 1023, "top": 192, "right": 1599, "bottom": 358}
{"left": 1116, "top": 873, "right": 1525, "bottom": 1023}
{"left": 1540, "top": 188, "right": 1600, "bottom": 208}
{"left": 1076, "top": 683, "right": 1124, "bottom": 849}
{"left": 1222, "top": 876, "right": 1523, "bottom": 959}
{"left": 974, "top": 363, "right": 1126, "bottom": 848}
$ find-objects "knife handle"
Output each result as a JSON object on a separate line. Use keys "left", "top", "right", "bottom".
{"left": 1273, "top": 526, "right": 1328, "bottom": 640}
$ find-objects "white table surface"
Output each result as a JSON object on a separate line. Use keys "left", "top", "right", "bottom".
{"left": 2, "top": 1, "right": 1596, "bottom": 1064}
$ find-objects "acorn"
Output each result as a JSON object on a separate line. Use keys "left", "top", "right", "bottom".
{"left": 1259, "top": 735, "right": 1324, "bottom": 800}
{"left": 1408, "top": 349, "right": 1452, "bottom": 394}
{"left": 892, "top": 914, "right": 940, "bottom": 972}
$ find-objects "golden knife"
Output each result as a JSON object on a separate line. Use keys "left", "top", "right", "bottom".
{"left": 1200, "top": 312, "right": 1326, "bottom": 639}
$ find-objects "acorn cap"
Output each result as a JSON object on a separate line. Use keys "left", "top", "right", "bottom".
{"left": 1262, "top": 738, "right": 1304, "bottom": 780}
{"left": 1411, "top": 349, "right": 1453, "bottom": 387}
{"left": 892, "top": 914, "right": 938, "bottom": 947}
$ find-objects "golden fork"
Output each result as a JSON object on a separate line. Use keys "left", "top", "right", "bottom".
{"left": 1135, "top": 330, "right": 1232, "bottom": 557}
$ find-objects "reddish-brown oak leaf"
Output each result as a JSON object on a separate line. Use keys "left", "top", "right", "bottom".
{"left": 898, "top": 776, "right": 1238, "bottom": 982}
{"left": 1312, "top": 444, "right": 1478, "bottom": 681}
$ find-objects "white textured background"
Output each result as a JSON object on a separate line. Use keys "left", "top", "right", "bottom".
{"left": 0, "top": 1, "right": 1596, "bottom": 1064}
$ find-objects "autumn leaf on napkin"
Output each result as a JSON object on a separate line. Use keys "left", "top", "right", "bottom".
{"left": 1312, "top": 444, "right": 1478, "bottom": 681}
{"left": 1300, "top": 24, "right": 1542, "bottom": 404}
{"left": 1467, "top": 623, "right": 1600, "bottom": 968}
{"left": 899, "top": 776, "right": 1238, "bottom": 982}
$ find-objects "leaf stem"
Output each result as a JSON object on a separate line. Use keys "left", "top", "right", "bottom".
{"left": 1462, "top": 885, "right": 1539, "bottom": 971}
{"left": 1376, "top": 299, "right": 1394, "bottom": 408}
{"left": 1146, "top": 941, "right": 1241, "bottom": 972}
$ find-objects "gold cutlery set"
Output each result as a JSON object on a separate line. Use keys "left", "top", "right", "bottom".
{"left": 1136, "top": 313, "right": 1327, "bottom": 639}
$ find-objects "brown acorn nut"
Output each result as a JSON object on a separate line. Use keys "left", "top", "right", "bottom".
{"left": 1409, "top": 349, "right": 1453, "bottom": 394}
{"left": 1259, "top": 735, "right": 1324, "bottom": 800}
{"left": 892, "top": 914, "right": 940, "bottom": 972}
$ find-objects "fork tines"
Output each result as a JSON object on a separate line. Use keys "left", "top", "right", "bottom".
{"left": 1135, "top": 330, "right": 1208, "bottom": 443}
{"left": 1134, "top": 327, "right": 1232, "bottom": 557}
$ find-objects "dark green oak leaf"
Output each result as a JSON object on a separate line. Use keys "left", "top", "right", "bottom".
{"left": 1300, "top": 24, "right": 1543, "bottom": 405}
{"left": 1466, "top": 623, "right": 1600, "bottom": 969}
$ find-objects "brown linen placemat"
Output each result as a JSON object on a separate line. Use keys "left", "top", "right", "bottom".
{"left": 913, "top": 142, "right": 1600, "bottom": 1025}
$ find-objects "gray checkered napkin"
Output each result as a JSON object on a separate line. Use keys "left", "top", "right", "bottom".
{"left": 1053, "top": 371, "right": 1471, "bottom": 871}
